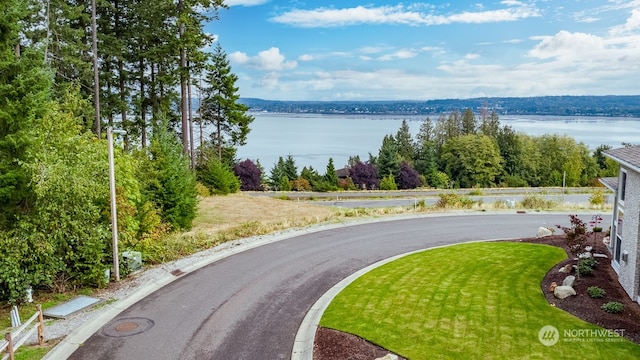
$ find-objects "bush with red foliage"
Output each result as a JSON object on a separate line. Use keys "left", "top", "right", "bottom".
{"left": 233, "top": 159, "right": 263, "bottom": 191}
{"left": 349, "top": 161, "right": 379, "bottom": 190}
{"left": 397, "top": 162, "right": 421, "bottom": 189}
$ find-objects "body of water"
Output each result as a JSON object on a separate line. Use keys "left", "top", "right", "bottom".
{"left": 230, "top": 113, "right": 640, "bottom": 171}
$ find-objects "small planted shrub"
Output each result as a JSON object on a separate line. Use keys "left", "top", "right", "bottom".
{"left": 577, "top": 258, "right": 598, "bottom": 276}
{"left": 601, "top": 302, "right": 624, "bottom": 314}
{"left": 556, "top": 215, "right": 589, "bottom": 253}
{"left": 587, "top": 286, "right": 606, "bottom": 298}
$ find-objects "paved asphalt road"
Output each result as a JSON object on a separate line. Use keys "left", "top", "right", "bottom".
{"left": 68, "top": 213, "right": 604, "bottom": 360}
{"left": 309, "top": 193, "right": 593, "bottom": 208}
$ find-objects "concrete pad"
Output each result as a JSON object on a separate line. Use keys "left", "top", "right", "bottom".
{"left": 43, "top": 296, "right": 101, "bottom": 319}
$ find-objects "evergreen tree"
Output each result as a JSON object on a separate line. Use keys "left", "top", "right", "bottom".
{"left": 0, "top": 1, "right": 52, "bottom": 229}
{"left": 323, "top": 158, "right": 338, "bottom": 187}
{"left": 282, "top": 155, "right": 298, "bottom": 181}
{"left": 269, "top": 156, "right": 286, "bottom": 190}
{"left": 199, "top": 43, "right": 254, "bottom": 160}
{"left": 377, "top": 134, "right": 400, "bottom": 179}
{"left": 395, "top": 119, "right": 414, "bottom": 164}
{"left": 479, "top": 111, "right": 501, "bottom": 138}
{"left": 414, "top": 117, "right": 438, "bottom": 184}
{"left": 461, "top": 108, "right": 476, "bottom": 135}
{"left": 142, "top": 118, "right": 198, "bottom": 230}
{"left": 197, "top": 157, "right": 240, "bottom": 195}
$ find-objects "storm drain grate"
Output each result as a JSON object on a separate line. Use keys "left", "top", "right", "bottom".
{"left": 101, "top": 317, "right": 155, "bottom": 338}
{"left": 171, "top": 269, "right": 185, "bottom": 277}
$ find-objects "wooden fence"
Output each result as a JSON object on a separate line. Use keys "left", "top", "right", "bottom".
{"left": 1, "top": 305, "right": 45, "bottom": 360}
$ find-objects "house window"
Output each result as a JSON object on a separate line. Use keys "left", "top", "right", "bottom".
{"left": 615, "top": 210, "right": 624, "bottom": 263}
{"left": 620, "top": 170, "right": 627, "bottom": 203}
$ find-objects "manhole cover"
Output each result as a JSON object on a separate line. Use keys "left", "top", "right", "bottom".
{"left": 101, "top": 317, "right": 154, "bottom": 338}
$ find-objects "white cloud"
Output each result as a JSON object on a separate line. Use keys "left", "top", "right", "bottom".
{"left": 609, "top": 9, "right": 640, "bottom": 35}
{"left": 377, "top": 49, "right": 418, "bottom": 61}
{"left": 270, "top": 3, "right": 540, "bottom": 28}
{"left": 229, "top": 47, "right": 297, "bottom": 71}
{"left": 465, "top": 53, "right": 480, "bottom": 59}
{"left": 256, "top": 72, "right": 280, "bottom": 90}
{"left": 528, "top": 31, "right": 606, "bottom": 60}
{"left": 225, "top": 0, "right": 269, "bottom": 7}
{"left": 299, "top": 54, "right": 314, "bottom": 61}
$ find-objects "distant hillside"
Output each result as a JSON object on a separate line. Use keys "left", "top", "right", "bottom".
{"left": 240, "top": 96, "right": 640, "bottom": 117}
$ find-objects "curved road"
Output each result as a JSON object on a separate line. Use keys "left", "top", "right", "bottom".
{"left": 67, "top": 213, "right": 603, "bottom": 359}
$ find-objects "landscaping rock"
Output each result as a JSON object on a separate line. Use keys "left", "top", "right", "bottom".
{"left": 537, "top": 227, "right": 553, "bottom": 238}
{"left": 376, "top": 355, "right": 398, "bottom": 360}
{"left": 558, "top": 264, "right": 572, "bottom": 273}
{"left": 554, "top": 286, "right": 577, "bottom": 299}
{"left": 562, "top": 276, "right": 576, "bottom": 287}
{"left": 549, "top": 282, "right": 558, "bottom": 292}
{"left": 594, "top": 253, "right": 609, "bottom": 258}
{"left": 578, "top": 252, "right": 592, "bottom": 259}
{"left": 585, "top": 246, "right": 593, "bottom": 252}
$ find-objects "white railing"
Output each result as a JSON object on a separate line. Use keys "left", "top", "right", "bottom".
{"left": 1, "top": 305, "right": 45, "bottom": 360}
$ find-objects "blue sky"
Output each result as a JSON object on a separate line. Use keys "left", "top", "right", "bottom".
{"left": 206, "top": 1, "right": 640, "bottom": 101}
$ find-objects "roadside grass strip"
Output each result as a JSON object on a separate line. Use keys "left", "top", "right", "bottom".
{"left": 319, "top": 242, "right": 640, "bottom": 359}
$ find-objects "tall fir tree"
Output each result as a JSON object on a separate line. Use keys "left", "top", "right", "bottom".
{"left": 395, "top": 119, "right": 414, "bottom": 164}
{"left": 199, "top": 43, "right": 254, "bottom": 163}
{"left": 0, "top": 0, "right": 52, "bottom": 229}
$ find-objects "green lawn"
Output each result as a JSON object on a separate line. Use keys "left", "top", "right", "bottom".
{"left": 320, "top": 242, "right": 640, "bottom": 359}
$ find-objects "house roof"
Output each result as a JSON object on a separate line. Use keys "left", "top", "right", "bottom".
{"left": 599, "top": 177, "right": 618, "bottom": 192}
{"left": 603, "top": 145, "right": 640, "bottom": 173}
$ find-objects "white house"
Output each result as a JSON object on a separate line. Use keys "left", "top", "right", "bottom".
{"left": 600, "top": 145, "right": 640, "bottom": 303}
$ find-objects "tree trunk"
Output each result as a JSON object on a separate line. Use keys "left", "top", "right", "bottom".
{"left": 91, "top": 0, "right": 101, "bottom": 137}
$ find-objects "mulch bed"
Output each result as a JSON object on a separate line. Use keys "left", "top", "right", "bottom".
{"left": 314, "top": 232, "right": 640, "bottom": 359}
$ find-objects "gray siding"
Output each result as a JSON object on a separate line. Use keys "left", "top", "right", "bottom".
{"left": 617, "top": 167, "right": 640, "bottom": 301}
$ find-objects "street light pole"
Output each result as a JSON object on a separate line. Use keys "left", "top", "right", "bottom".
{"left": 107, "top": 127, "right": 126, "bottom": 281}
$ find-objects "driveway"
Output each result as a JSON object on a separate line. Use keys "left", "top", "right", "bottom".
{"left": 65, "top": 213, "right": 592, "bottom": 359}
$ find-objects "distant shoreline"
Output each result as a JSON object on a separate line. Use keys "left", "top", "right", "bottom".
{"left": 241, "top": 95, "right": 640, "bottom": 118}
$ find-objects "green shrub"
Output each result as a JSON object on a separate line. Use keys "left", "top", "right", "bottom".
{"left": 468, "top": 189, "right": 483, "bottom": 196}
{"left": 196, "top": 182, "right": 211, "bottom": 197}
{"left": 577, "top": 258, "right": 597, "bottom": 276}
{"left": 520, "top": 195, "right": 556, "bottom": 209}
{"left": 380, "top": 174, "right": 398, "bottom": 190}
{"left": 197, "top": 158, "right": 241, "bottom": 195}
{"left": 436, "top": 193, "right": 475, "bottom": 209}
{"left": 601, "top": 302, "right": 624, "bottom": 314}
{"left": 587, "top": 286, "right": 606, "bottom": 298}
{"left": 589, "top": 188, "right": 606, "bottom": 207}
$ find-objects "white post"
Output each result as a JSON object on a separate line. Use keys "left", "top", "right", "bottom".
{"left": 107, "top": 127, "right": 120, "bottom": 282}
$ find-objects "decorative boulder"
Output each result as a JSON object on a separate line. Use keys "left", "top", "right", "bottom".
{"left": 558, "top": 264, "right": 572, "bottom": 273}
{"left": 562, "top": 276, "right": 576, "bottom": 287}
{"left": 554, "top": 286, "right": 577, "bottom": 299}
{"left": 536, "top": 227, "right": 553, "bottom": 238}
{"left": 594, "top": 253, "right": 609, "bottom": 259}
{"left": 549, "top": 282, "right": 558, "bottom": 292}
{"left": 376, "top": 355, "right": 399, "bottom": 360}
